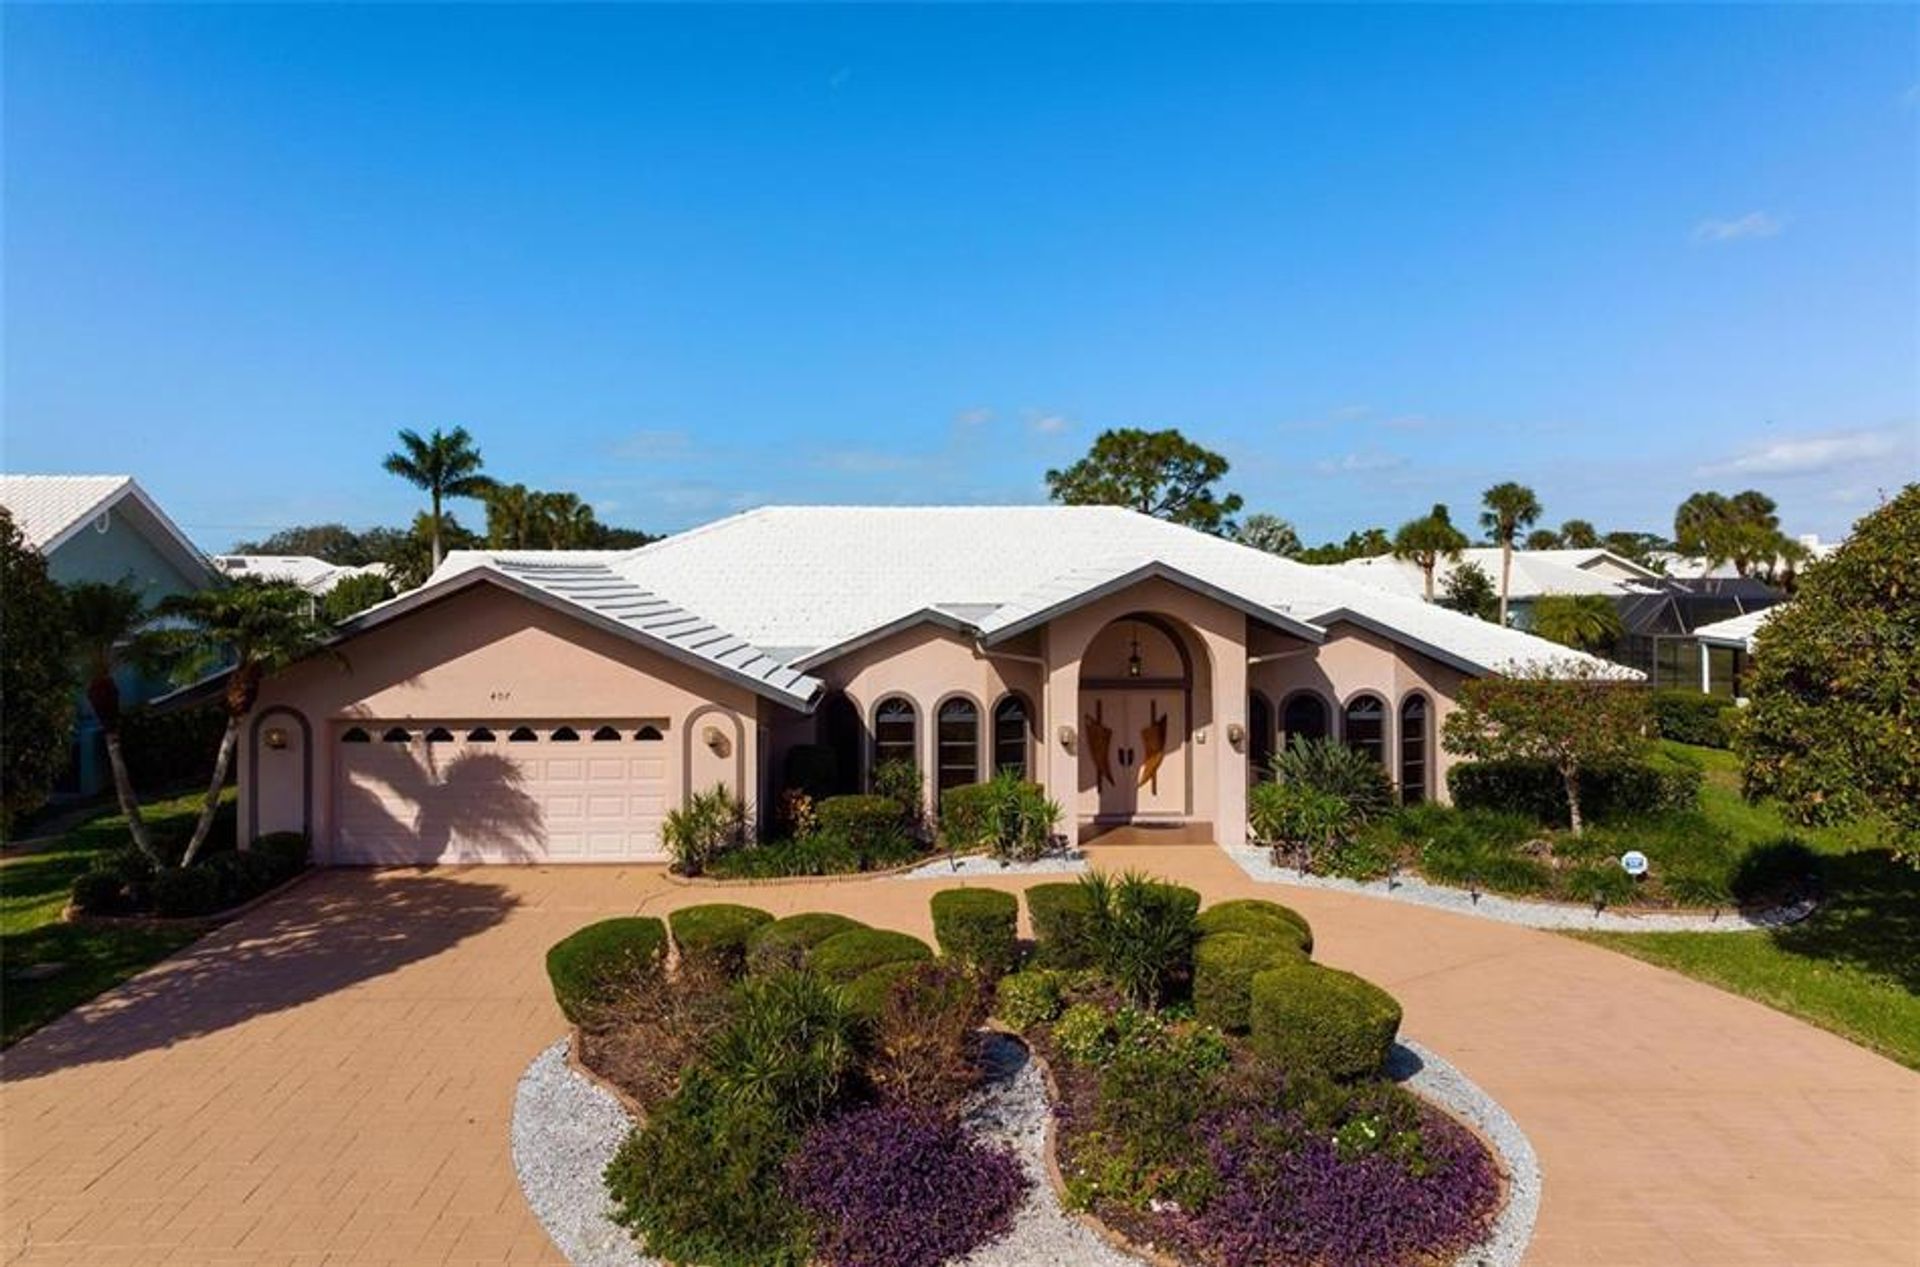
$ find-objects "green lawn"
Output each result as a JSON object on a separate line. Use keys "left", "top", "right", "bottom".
{"left": 1576, "top": 745, "right": 1919, "bottom": 1070}
{"left": 0, "top": 789, "right": 231, "bottom": 1047}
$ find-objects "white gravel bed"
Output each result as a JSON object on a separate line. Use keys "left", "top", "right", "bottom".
{"left": 512, "top": 1031, "right": 1535, "bottom": 1267}
{"left": 1390, "top": 1039, "right": 1540, "bottom": 1267}
{"left": 1222, "top": 844, "right": 1815, "bottom": 932}
{"left": 898, "top": 850, "right": 1091, "bottom": 879}
{"left": 511, "top": 1040, "right": 655, "bottom": 1267}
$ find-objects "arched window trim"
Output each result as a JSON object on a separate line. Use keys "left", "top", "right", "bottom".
{"left": 380, "top": 727, "right": 411, "bottom": 743}
{"left": 1398, "top": 692, "right": 1431, "bottom": 806}
{"left": 990, "top": 691, "right": 1034, "bottom": 780}
{"left": 466, "top": 726, "right": 496, "bottom": 742}
{"left": 635, "top": 724, "right": 664, "bottom": 741}
{"left": 508, "top": 726, "right": 539, "bottom": 743}
{"left": 869, "top": 694, "right": 920, "bottom": 786}
{"left": 591, "top": 725, "right": 622, "bottom": 742}
{"left": 550, "top": 726, "right": 580, "bottom": 742}
{"left": 341, "top": 726, "right": 371, "bottom": 744}
{"left": 1341, "top": 692, "right": 1389, "bottom": 766}
{"left": 934, "top": 692, "right": 983, "bottom": 799}
{"left": 1278, "top": 689, "right": 1333, "bottom": 752}
{"left": 424, "top": 726, "right": 455, "bottom": 743}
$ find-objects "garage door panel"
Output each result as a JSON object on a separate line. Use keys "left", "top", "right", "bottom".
{"left": 333, "top": 723, "right": 669, "bottom": 864}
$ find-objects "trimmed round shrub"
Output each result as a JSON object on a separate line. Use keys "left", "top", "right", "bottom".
{"left": 841, "top": 959, "right": 926, "bottom": 1021}
{"left": 786, "top": 1102, "right": 1028, "bottom": 1267}
{"left": 545, "top": 917, "right": 669, "bottom": 1022}
{"left": 1194, "top": 898, "right": 1313, "bottom": 955}
{"left": 1025, "top": 882, "right": 1098, "bottom": 969}
{"left": 1651, "top": 689, "right": 1737, "bottom": 749}
{"left": 70, "top": 869, "right": 127, "bottom": 916}
{"left": 816, "top": 794, "right": 919, "bottom": 867}
{"left": 1248, "top": 961, "right": 1402, "bottom": 1081}
{"left": 1193, "top": 932, "right": 1303, "bottom": 1033}
{"left": 150, "top": 864, "right": 223, "bottom": 918}
{"left": 808, "top": 928, "right": 933, "bottom": 984}
{"left": 669, "top": 903, "right": 773, "bottom": 977}
{"left": 746, "top": 912, "right": 868, "bottom": 974}
{"left": 929, "top": 888, "right": 1018, "bottom": 979}
{"left": 249, "top": 831, "right": 310, "bottom": 879}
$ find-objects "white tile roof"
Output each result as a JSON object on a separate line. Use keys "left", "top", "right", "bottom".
{"left": 213, "top": 555, "right": 389, "bottom": 595}
{"left": 0, "top": 473, "right": 212, "bottom": 582}
{"left": 1326, "top": 548, "right": 1656, "bottom": 601}
{"left": 430, "top": 506, "right": 1632, "bottom": 683}
{"left": 1692, "top": 606, "right": 1778, "bottom": 651}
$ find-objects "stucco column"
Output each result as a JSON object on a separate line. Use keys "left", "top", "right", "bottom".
{"left": 1041, "top": 625, "right": 1082, "bottom": 846}
{"left": 1210, "top": 618, "right": 1249, "bottom": 848}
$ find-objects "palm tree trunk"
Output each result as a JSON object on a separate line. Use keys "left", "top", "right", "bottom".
{"left": 430, "top": 489, "right": 444, "bottom": 572}
{"left": 1563, "top": 765, "right": 1584, "bottom": 834}
{"left": 179, "top": 717, "right": 239, "bottom": 867}
{"left": 102, "top": 729, "right": 157, "bottom": 862}
{"left": 1498, "top": 540, "right": 1513, "bottom": 626}
{"left": 1422, "top": 562, "right": 1436, "bottom": 602}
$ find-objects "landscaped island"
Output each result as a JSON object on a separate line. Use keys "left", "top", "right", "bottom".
{"left": 542, "top": 874, "right": 1503, "bottom": 1267}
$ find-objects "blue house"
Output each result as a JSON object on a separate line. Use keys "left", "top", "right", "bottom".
{"left": 0, "top": 475, "right": 216, "bottom": 795}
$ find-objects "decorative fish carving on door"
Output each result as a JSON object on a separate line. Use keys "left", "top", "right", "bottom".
{"left": 1084, "top": 707, "right": 1116, "bottom": 789}
{"left": 1138, "top": 702, "right": 1168, "bottom": 793}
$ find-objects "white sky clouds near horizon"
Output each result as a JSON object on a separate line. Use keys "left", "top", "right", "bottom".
{"left": 2, "top": 4, "right": 1914, "bottom": 550}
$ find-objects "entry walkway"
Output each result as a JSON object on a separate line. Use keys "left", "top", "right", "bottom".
{"left": 3, "top": 848, "right": 1915, "bottom": 1265}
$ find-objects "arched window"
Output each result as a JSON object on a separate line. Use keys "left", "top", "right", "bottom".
{"left": 380, "top": 727, "right": 411, "bottom": 743}
{"left": 341, "top": 727, "right": 371, "bottom": 744}
{"left": 591, "top": 725, "right": 622, "bottom": 742}
{"left": 424, "top": 726, "right": 454, "bottom": 744}
{"left": 1343, "top": 695, "right": 1387, "bottom": 765}
{"left": 817, "top": 690, "right": 864, "bottom": 795}
{"left": 508, "top": 726, "right": 539, "bottom": 743}
{"left": 1248, "top": 691, "right": 1274, "bottom": 781}
{"left": 466, "top": 727, "right": 496, "bottom": 742}
{"left": 1280, "top": 692, "right": 1330, "bottom": 751}
{"left": 872, "top": 696, "right": 917, "bottom": 774}
{"left": 937, "top": 698, "right": 980, "bottom": 797}
{"left": 992, "top": 694, "right": 1032, "bottom": 779}
{"left": 550, "top": 726, "right": 580, "bottom": 742}
{"left": 1400, "top": 695, "right": 1430, "bottom": 805}
{"left": 635, "top": 724, "right": 664, "bottom": 742}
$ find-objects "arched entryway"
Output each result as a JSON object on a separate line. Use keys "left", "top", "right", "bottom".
{"left": 1078, "top": 613, "right": 1195, "bottom": 824}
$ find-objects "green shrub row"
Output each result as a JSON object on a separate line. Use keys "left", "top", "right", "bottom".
{"left": 1248, "top": 959, "right": 1402, "bottom": 1080}
{"left": 1651, "top": 689, "right": 1737, "bottom": 749}
{"left": 938, "top": 774, "right": 1059, "bottom": 862}
{"left": 669, "top": 904, "right": 773, "bottom": 977}
{"left": 70, "top": 829, "right": 310, "bottom": 919}
{"left": 1447, "top": 749, "right": 1702, "bottom": 826}
{"left": 745, "top": 912, "right": 867, "bottom": 974}
{"left": 808, "top": 927, "right": 934, "bottom": 984}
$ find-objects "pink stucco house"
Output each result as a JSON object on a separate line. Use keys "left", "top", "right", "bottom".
{"left": 239, "top": 506, "right": 1618, "bottom": 865}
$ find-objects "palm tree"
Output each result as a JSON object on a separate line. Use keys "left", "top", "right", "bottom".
{"left": 485, "top": 483, "right": 540, "bottom": 549}
{"left": 65, "top": 581, "right": 169, "bottom": 862}
{"left": 382, "top": 427, "right": 493, "bottom": 571}
{"left": 1479, "top": 482, "right": 1542, "bottom": 626}
{"left": 537, "top": 491, "right": 598, "bottom": 548}
{"left": 1530, "top": 594, "right": 1624, "bottom": 653}
{"left": 1391, "top": 504, "right": 1469, "bottom": 601}
{"left": 159, "top": 578, "right": 336, "bottom": 866}
{"left": 1559, "top": 519, "right": 1600, "bottom": 549}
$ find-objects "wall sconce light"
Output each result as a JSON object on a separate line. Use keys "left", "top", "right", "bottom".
{"left": 703, "top": 726, "right": 731, "bottom": 757}
{"left": 1226, "top": 722, "right": 1246, "bottom": 751}
{"left": 1058, "top": 725, "right": 1076, "bottom": 753}
{"left": 1126, "top": 626, "right": 1144, "bottom": 678}
{"left": 263, "top": 727, "right": 289, "bottom": 750}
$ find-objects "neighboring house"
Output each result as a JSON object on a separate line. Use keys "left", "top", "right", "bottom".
{"left": 234, "top": 505, "right": 1630, "bottom": 867}
{"left": 1690, "top": 606, "right": 1778, "bottom": 699}
{"left": 213, "top": 555, "right": 389, "bottom": 614}
{"left": 1325, "top": 547, "right": 1665, "bottom": 621}
{"left": 1653, "top": 533, "right": 1839, "bottom": 581}
{"left": 0, "top": 474, "right": 216, "bottom": 794}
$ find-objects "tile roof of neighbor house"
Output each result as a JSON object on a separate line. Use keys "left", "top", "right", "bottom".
{"left": 420, "top": 506, "right": 1635, "bottom": 692}
{"left": 1692, "top": 606, "right": 1779, "bottom": 652}
{"left": 1325, "top": 547, "right": 1661, "bottom": 601}
{"left": 0, "top": 473, "right": 213, "bottom": 581}
{"left": 213, "top": 555, "right": 389, "bottom": 595}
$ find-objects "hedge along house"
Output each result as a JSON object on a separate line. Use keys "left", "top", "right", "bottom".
{"left": 235, "top": 506, "right": 1628, "bottom": 865}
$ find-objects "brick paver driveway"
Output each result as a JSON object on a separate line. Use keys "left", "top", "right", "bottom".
{"left": 4, "top": 845, "right": 1916, "bottom": 1265}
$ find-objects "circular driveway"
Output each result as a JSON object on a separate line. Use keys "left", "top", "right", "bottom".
{"left": 4, "top": 846, "right": 1915, "bottom": 1265}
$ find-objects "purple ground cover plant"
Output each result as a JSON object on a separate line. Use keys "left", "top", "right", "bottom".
{"left": 1169, "top": 1097, "right": 1499, "bottom": 1267}
{"left": 785, "top": 1102, "right": 1029, "bottom": 1267}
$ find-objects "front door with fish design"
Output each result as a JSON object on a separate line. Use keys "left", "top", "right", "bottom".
{"left": 1081, "top": 690, "right": 1187, "bottom": 820}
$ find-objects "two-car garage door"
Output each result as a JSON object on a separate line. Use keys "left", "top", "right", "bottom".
{"left": 333, "top": 721, "right": 669, "bottom": 864}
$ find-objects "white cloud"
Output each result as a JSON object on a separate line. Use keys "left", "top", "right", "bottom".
{"left": 1313, "top": 450, "right": 1407, "bottom": 475}
{"left": 954, "top": 406, "right": 995, "bottom": 427}
{"left": 1699, "top": 425, "right": 1912, "bottom": 478}
{"left": 612, "top": 428, "right": 695, "bottom": 460}
{"left": 811, "top": 449, "right": 925, "bottom": 475}
{"left": 1692, "top": 211, "right": 1785, "bottom": 244}
{"left": 1025, "top": 411, "right": 1071, "bottom": 435}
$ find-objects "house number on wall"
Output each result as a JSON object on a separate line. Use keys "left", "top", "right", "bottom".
{"left": 489, "top": 691, "right": 512, "bottom": 701}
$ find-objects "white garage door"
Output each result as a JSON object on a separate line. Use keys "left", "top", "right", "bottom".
{"left": 333, "top": 722, "right": 670, "bottom": 864}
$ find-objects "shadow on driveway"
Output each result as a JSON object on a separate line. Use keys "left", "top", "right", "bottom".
{"left": 0, "top": 869, "right": 518, "bottom": 1080}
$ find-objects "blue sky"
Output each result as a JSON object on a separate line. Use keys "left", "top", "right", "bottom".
{"left": 5, "top": 4, "right": 1915, "bottom": 550}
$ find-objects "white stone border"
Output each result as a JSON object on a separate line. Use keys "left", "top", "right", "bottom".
{"left": 513, "top": 1032, "right": 1536, "bottom": 1267}
{"left": 1222, "top": 845, "right": 1815, "bottom": 932}
{"left": 897, "top": 849, "right": 1091, "bottom": 880}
